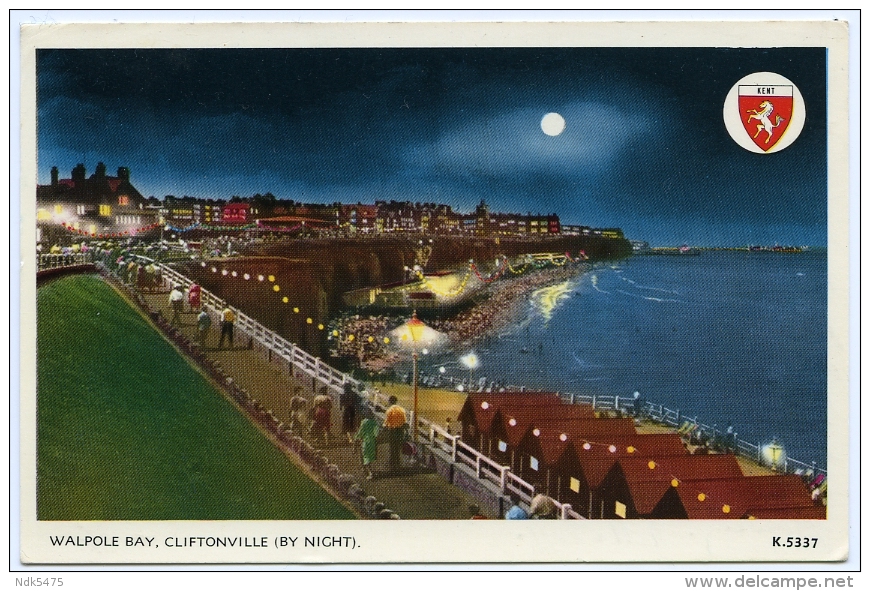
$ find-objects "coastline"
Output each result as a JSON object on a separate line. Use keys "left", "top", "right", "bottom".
{"left": 330, "top": 261, "right": 594, "bottom": 372}
{"left": 427, "top": 262, "right": 592, "bottom": 346}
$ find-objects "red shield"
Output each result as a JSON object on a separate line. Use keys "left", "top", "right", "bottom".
{"left": 738, "top": 85, "right": 793, "bottom": 151}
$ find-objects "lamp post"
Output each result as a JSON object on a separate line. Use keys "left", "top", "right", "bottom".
{"left": 460, "top": 352, "right": 480, "bottom": 391}
{"left": 406, "top": 311, "right": 426, "bottom": 443}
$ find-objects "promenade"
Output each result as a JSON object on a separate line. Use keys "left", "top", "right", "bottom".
{"left": 140, "top": 291, "right": 487, "bottom": 520}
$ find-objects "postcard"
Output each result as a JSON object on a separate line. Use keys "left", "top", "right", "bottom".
{"left": 17, "top": 18, "right": 853, "bottom": 565}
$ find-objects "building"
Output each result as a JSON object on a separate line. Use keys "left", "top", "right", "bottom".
{"left": 36, "top": 163, "right": 159, "bottom": 242}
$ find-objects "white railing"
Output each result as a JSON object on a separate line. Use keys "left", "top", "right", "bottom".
{"left": 38, "top": 252, "right": 95, "bottom": 271}
{"left": 559, "top": 393, "right": 826, "bottom": 477}
{"left": 413, "top": 413, "right": 581, "bottom": 519}
{"left": 149, "top": 260, "right": 360, "bottom": 403}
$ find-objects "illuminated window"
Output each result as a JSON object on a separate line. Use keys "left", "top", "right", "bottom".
{"left": 498, "top": 440, "right": 507, "bottom": 452}
{"left": 99, "top": 204, "right": 112, "bottom": 216}
{"left": 36, "top": 209, "right": 51, "bottom": 221}
{"left": 615, "top": 501, "right": 627, "bottom": 519}
{"left": 54, "top": 204, "right": 63, "bottom": 214}
{"left": 118, "top": 195, "right": 129, "bottom": 206}
{"left": 569, "top": 477, "right": 581, "bottom": 493}
{"left": 529, "top": 456, "right": 539, "bottom": 471}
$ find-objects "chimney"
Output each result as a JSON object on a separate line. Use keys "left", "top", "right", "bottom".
{"left": 117, "top": 167, "right": 130, "bottom": 181}
{"left": 50, "top": 166, "right": 58, "bottom": 186}
{"left": 71, "top": 164, "right": 86, "bottom": 182}
{"left": 95, "top": 162, "right": 107, "bottom": 178}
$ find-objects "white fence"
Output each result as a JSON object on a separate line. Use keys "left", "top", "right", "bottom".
{"left": 563, "top": 393, "right": 825, "bottom": 477}
{"left": 38, "top": 252, "right": 95, "bottom": 271}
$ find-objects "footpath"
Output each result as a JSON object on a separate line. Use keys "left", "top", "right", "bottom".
{"left": 139, "top": 289, "right": 487, "bottom": 520}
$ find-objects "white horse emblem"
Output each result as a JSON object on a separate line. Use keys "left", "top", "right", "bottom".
{"left": 746, "top": 100, "right": 785, "bottom": 144}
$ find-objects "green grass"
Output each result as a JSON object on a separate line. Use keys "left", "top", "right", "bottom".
{"left": 37, "top": 275, "right": 354, "bottom": 520}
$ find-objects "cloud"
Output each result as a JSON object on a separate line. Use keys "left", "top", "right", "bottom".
{"left": 405, "top": 102, "right": 660, "bottom": 182}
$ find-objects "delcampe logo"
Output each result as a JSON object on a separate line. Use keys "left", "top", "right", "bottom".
{"left": 724, "top": 72, "right": 805, "bottom": 154}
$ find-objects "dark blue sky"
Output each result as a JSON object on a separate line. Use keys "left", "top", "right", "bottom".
{"left": 36, "top": 47, "right": 827, "bottom": 246}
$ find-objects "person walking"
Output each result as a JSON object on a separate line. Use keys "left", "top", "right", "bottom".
{"left": 218, "top": 306, "right": 235, "bottom": 349}
{"left": 196, "top": 309, "right": 212, "bottom": 348}
{"left": 340, "top": 382, "right": 360, "bottom": 443}
{"left": 169, "top": 285, "right": 184, "bottom": 327}
{"left": 311, "top": 394, "right": 332, "bottom": 447}
{"left": 187, "top": 283, "right": 202, "bottom": 312}
{"left": 382, "top": 396, "right": 408, "bottom": 474}
{"left": 354, "top": 409, "right": 379, "bottom": 480}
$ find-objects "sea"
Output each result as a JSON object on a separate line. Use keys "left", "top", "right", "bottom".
{"left": 433, "top": 250, "right": 828, "bottom": 470}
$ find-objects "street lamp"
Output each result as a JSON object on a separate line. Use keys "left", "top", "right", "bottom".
{"left": 761, "top": 437, "right": 786, "bottom": 472}
{"left": 391, "top": 310, "right": 445, "bottom": 443}
{"left": 406, "top": 312, "right": 426, "bottom": 443}
{"left": 460, "top": 352, "right": 480, "bottom": 391}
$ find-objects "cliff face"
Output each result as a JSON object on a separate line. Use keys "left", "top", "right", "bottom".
{"left": 175, "top": 234, "right": 630, "bottom": 356}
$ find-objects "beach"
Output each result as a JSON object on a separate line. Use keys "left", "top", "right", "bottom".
{"left": 328, "top": 261, "right": 592, "bottom": 371}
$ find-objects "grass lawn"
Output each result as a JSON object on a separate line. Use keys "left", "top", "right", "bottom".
{"left": 36, "top": 274, "right": 354, "bottom": 520}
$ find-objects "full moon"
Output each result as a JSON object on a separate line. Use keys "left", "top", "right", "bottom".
{"left": 541, "top": 112, "right": 566, "bottom": 136}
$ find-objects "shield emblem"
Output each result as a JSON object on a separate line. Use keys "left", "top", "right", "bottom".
{"left": 738, "top": 85, "right": 793, "bottom": 152}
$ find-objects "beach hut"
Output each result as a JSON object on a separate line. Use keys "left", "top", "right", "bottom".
{"left": 512, "top": 417, "right": 637, "bottom": 489}
{"left": 565, "top": 433, "right": 690, "bottom": 518}
{"left": 651, "top": 473, "right": 818, "bottom": 520}
{"left": 456, "top": 392, "right": 562, "bottom": 452}
{"left": 596, "top": 454, "right": 744, "bottom": 519}
{"left": 488, "top": 404, "right": 598, "bottom": 468}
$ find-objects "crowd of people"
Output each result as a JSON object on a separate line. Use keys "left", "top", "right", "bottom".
{"left": 327, "top": 314, "right": 400, "bottom": 371}
{"left": 326, "top": 263, "right": 591, "bottom": 375}
{"left": 429, "top": 263, "right": 590, "bottom": 345}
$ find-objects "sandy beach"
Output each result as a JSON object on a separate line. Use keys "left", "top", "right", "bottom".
{"left": 329, "top": 262, "right": 592, "bottom": 372}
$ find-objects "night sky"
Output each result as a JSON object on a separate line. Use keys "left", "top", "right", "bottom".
{"left": 36, "top": 47, "right": 828, "bottom": 246}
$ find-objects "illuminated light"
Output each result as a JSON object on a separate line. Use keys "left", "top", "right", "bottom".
{"left": 332, "top": 330, "right": 339, "bottom": 337}
{"left": 306, "top": 317, "right": 312, "bottom": 324}
{"left": 258, "top": 275, "right": 265, "bottom": 281}
{"left": 231, "top": 271, "right": 238, "bottom": 277}
{"left": 383, "top": 337, "right": 390, "bottom": 344}
{"left": 747, "top": 515, "right": 756, "bottom": 520}
{"left": 559, "top": 433, "right": 568, "bottom": 442}
{"left": 481, "top": 402, "right": 489, "bottom": 410}
{"left": 671, "top": 479, "right": 680, "bottom": 487}
{"left": 268, "top": 275, "right": 275, "bottom": 282}
{"left": 401, "top": 334, "right": 408, "bottom": 341}
{"left": 282, "top": 297, "right": 289, "bottom": 303}
{"left": 627, "top": 446, "right": 636, "bottom": 453}
{"left": 508, "top": 418, "right": 517, "bottom": 427}
{"left": 648, "top": 461, "right": 656, "bottom": 469}
{"left": 421, "top": 348, "right": 429, "bottom": 355}
{"left": 244, "top": 273, "right": 250, "bottom": 280}
{"left": 318, "top": 324, "right": 324, "bottom": 330}
{"left": 201, "top": 262, "right": 206, "bottom": 267}
{"left": 608, "top": 445, "right": 617, "bottom": 453}
{"left": 697, "top": 493, "right": 706, "bottom": 502}
{"left": 722, "top": 505, "right": 731, "bottom": 514}
{"left": 582, "top": 442, "right": 592, "bottom": 451}
{"left": 293, "top": 307, "right": 299, "bottom": 313}
{"left": 273, "top": 285, "right": 280, "bottom": 292}
{"left": 438, "top": 366, "right": 446, "bottom": 373}
{"left": 211, "top": 267, "right": 217, "bottom": 273}
{"left": 533, "top": 428, "right": 541, "bottom": 437}
{"left": 368, "top": 336, "right": 374, "bottom": 343}
{"left": 221, "top": 269, "right": 228, "bottom": 276}
{"left": 347, "top": 334, "right": 355, "bottom": 342}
